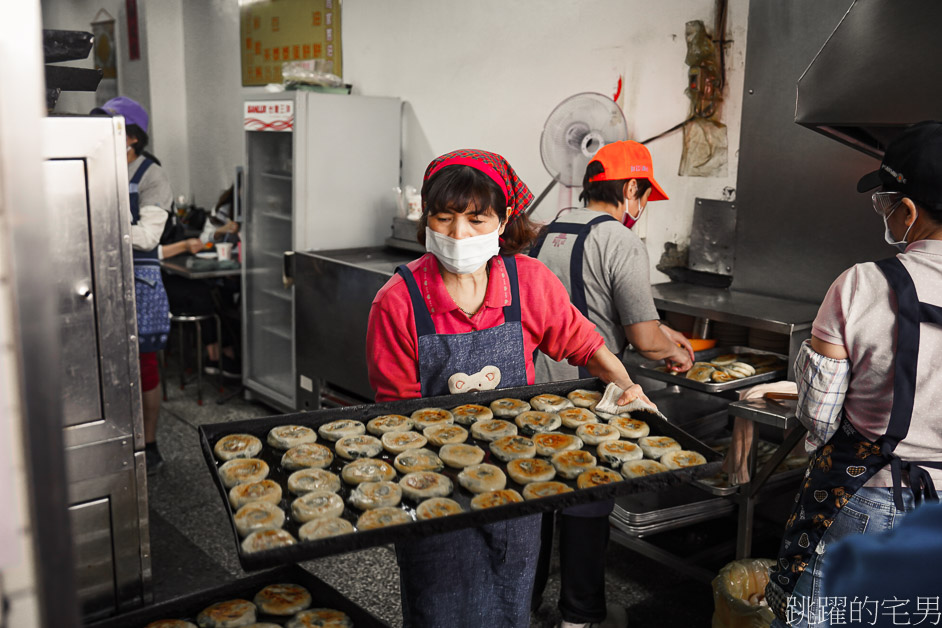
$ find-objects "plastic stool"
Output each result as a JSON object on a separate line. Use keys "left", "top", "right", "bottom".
{"left": 169, "top": 313, "right": 222, "bottom": 405}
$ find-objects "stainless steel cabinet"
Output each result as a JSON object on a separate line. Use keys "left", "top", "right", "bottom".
{"left": 293, "top": 247, "right": 418, "bottom": 408}
{"left": 43, "top": 116, "right": 151, "bottom": 620}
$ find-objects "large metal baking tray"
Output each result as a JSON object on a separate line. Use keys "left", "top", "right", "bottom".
{"left": 86, "top": 564, "right": 387, "bottom": 628}
{"left": 198, "top": 378, "right": 722, "bottom": 571}
{"left": 625, "top": 346, "right": 788, "bottom": 393}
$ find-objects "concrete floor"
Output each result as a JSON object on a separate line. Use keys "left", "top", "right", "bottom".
{"left": 137, "top": 357, "right": 786, "bottom": 627}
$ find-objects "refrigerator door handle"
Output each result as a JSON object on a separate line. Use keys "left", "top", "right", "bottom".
{"left": 283, "top": 250, "right": 295, "bottom": 287}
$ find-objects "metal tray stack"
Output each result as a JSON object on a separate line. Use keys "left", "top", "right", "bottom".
{"left": 86, "top": 565, "right": 388, "bottom": 628}
{"left": 199, "top": 378, "right": 722, "bottom": 571}
{"left": 625, "top": 346, "right": 788, "bottom": 393}
{"left": 611, "top": 485, "right": 735, "bottom": 537}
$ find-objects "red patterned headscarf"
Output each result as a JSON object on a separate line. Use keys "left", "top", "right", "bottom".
{"left": 424, "top": 149, "right": 533, "bottom": 222}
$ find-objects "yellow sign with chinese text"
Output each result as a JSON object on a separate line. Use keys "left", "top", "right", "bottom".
{"left": 240, "top": 0, "right": 342, "bottom": 86}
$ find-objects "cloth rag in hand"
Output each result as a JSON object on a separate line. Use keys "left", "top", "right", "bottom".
{"left": 594, "top": 383, "right": 666, "bottom": 420}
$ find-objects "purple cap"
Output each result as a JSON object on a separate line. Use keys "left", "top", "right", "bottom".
{"left": 91, "top": 96, "right": 149, "bottom": 132}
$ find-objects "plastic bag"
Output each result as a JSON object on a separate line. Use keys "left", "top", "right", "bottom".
{"left": 712, "top": 558, "right": 777, "bottom": 628}
{"left": 281, "top": 59, "right": 343, "bottom": 88}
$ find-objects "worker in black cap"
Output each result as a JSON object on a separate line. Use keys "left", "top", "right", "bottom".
{"left": 766, "top": 121, "right": 942, "bottom": 627}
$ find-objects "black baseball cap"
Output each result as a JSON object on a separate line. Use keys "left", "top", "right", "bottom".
{"left": 857, "top": 121, "right": 942, "bottom": 208}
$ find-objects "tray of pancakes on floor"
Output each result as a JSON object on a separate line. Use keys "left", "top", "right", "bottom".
{"left": 85, "top": 564, "right": 387, "bottom": 628}
{"left": 626, "top": 346, "right": 789, "bottom": 393}
{"left": 198, "top": 378, "right": 722, "bottom": 570}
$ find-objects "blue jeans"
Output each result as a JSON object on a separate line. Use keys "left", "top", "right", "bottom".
{"left": 771, "top": 487, "right": 915, "bottom": 628}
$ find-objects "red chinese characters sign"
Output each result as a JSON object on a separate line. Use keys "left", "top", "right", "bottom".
{"left": 240, "top": 0, "right": 341, "bottom": 87}
{"left": 244, "top": 100, "right": 294, "bottom": 132}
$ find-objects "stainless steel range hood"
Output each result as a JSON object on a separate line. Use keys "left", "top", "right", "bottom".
{"left": 795, "top": 0, "right": 942, "bottom": 159}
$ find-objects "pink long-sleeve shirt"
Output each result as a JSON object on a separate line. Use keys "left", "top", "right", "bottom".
{"left": 366, "top": 253, "right": 605, "bottom": 402}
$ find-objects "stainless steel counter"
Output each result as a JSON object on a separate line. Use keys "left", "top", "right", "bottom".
{"left": 652, "top": 282, "right": 819, "bottom": 336}
{"left": 651, "top": 282, "right": 818, "bottom": 380}
{"left": 293, "top": 246, "right": 419, "bottom": 407}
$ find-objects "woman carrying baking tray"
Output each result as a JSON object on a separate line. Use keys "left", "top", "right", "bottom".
{"left": 529, "top": 140, "right": 693, "bottom": 628}
{"left": 92, "top": 96, "right": 173, "bottom": 474}
{"left": 765, "top": 121, "right": 942, "bottom": 627}
{"left": 366, "top": 149, "right": 651, "bottom": 627}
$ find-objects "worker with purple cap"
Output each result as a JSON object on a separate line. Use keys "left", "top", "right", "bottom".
{"left": 93, "top": 96, "right": 176, "bottom": 473}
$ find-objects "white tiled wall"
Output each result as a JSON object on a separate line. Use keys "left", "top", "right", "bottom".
{"left": 0, "top": 0, "right": 44, "bottom": 622}
{"left": 0, "top": 175, "right": 40, "bottom": 627}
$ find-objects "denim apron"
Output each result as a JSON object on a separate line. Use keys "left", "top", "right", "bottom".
{"left": 129, "top": 158, "right": 170, "bottom": 352}
{"left": 530, "top": 214, "right": 617, "bottom": 519}
{"left": 766, "top": 256, "right": 942, "bottom": 621}
{"left": 394, "top": 255, "right": 541, "bottom": 628}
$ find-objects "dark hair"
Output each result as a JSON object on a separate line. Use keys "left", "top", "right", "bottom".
{"left": 127, "top": 124, "right": 162, "bottom": 166}
{"left": 579, "top": 160, "right": 651, "bottom": 206}
{"left": 417, "top": 165, "right": 539, "bottom": 255}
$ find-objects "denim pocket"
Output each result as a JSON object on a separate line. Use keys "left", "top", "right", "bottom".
{"left": 823, "top": 502, "right": 870, "bottom": 543}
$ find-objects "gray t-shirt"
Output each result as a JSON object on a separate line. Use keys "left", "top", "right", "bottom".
{"left": 533, "top": 208, "right": 659, "bottom": 382}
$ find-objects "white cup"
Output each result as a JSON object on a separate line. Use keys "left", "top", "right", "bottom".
{"left": 216, "top": 242, "right": 234, "bottom": 261}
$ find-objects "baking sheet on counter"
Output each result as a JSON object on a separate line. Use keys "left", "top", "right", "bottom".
{"left": 625, "top": 346, "right": 788, "bottom": 393}
{"left": 87, "top": 564, "right": 388, "bottom": 628}
{"left": 198, "top": 378, "right": 722, "bottom": 571}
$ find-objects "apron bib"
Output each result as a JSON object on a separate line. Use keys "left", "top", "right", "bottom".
{"left": 531, "top": 214, "right": 618, "bottom": 517}
{"left": 530, "top": 214, "right": 618, "bottom": 378}
{"left": 394, "top": 255, "right": 540, "bottom": 628}
{"left": 767, "top": 256, "right": 942, "bottom": 621}
{"left": 129, "top": 159, "right": 170, "bottom": 352}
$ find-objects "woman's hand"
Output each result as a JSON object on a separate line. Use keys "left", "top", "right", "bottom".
{"left": 185, "top": 238, "right": 203, "bottom": 254}
{"left": 658, "top": 323, "right": 695, "bottom": 371}
{"left": 585, "top": 345, "right": 657, "bottom": 410}
{"left": 616, "top": 382, "right": 654, "bottom": 408}
{"left": 215, "top": 221, "right": 240, "bottom": 240}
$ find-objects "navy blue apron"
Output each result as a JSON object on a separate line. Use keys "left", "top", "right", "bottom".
{"left": 530, "top": 214, "right": 618, "bottom": 378}
{"left": 129, "top": 158, "right": 170, "bottom": 353}
{"left": 767, "top": 256, "right": 942, "bottom": 621}
{"left": 394, "top": 255, "right": 540, "bottom": 628}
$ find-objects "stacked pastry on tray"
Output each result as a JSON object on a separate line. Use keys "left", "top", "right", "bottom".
{"left": 655, "top": 351, "right": 787, "bottom": 383}
{"left": 211, "top": 388, "right": 708, "bottom": 554}
{"left": 143, "top": 582, "right": 353, "bottom": 627}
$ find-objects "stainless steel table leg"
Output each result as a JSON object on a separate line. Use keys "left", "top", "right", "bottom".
{"left": 196, "top": 318, "right": 203, "bottom": 405}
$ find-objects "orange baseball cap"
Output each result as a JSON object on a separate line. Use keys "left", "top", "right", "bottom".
{"left": 588, "top": 140, "right": 668, "bottom": 201}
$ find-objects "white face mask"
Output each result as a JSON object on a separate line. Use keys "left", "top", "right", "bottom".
{"left": 425, "top": 226, "right": 500, "bottom": 274}
{"left": 883, "top": 204, "right": 917, "bottom": 252}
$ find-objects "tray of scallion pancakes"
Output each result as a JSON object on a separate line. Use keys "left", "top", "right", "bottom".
{"left": 625, "top": 346, "right": 789, "bottom": 393}
{"left": 198, "top": 378, "right": 722, "bottom": 570}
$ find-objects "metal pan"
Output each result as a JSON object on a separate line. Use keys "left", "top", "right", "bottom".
{"left": 86, "top": 564, "right": 388, "bottom": 628}
{"left": 199, "top": 378, "right": 723, "bottom": 571}
{"left": 625, "top": 346, "right": 788, "bottom": 393}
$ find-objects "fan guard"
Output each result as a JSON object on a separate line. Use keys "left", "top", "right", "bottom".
{"left": 540, "top": 92, "right": 629, "bottom": 188}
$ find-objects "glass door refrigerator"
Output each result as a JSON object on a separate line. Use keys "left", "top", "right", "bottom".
{"left": 242, "top": 91, "right": 401, "bottom": 411}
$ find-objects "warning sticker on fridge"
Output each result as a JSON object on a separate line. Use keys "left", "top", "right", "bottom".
{"left": 244, "top": 101, "right": 294, "bottom": 132}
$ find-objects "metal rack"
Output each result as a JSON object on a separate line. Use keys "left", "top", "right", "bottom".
{"left": 608, "top": 385, "right": 807, "bottom": 581}
{"left": 726, "top": 397, "right": 806, "bottom": 559}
